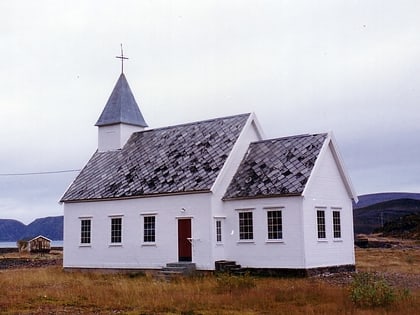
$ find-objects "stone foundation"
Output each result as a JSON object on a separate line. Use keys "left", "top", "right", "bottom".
{"left": 239, "top": 264, "right": 356, "bottom": 277}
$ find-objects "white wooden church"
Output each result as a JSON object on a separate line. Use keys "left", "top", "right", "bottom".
{"left": 61, "top": 69, "right": 358, "bottom": 274}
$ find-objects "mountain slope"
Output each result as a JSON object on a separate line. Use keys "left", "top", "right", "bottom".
{"left": 0, "top": 219, "right": 26, "bottom": 242}
{"left": 353, "top": 198, "right": 420, "bottom": 235}
{"left": 355, "top": 192, "right": 420, "bottom": 209}
{"left": 20, "top": 216, "right": 63, "bottom": 241}
{"left": 0, "top": 216, "right": 63, "bottom": 241}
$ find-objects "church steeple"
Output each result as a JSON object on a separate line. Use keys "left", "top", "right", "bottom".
{"left": 96, "top": 48, "right": 148, "bottom": 152}
{"left": 95, "top": 73, "right": 148, "bottom": 128}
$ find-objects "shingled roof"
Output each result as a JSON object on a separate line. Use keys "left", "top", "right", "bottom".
{"left": 61, "top": 113, "right": 250, "bottom": 202}
{"left": 223, "top": 133, "right": 327, "bottom": 200}
{"left": 95, "top": 73, "right": 148, "bottom": 127}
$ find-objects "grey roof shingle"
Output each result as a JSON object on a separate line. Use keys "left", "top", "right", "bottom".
{"left": 223, "top": 133, "right": 327, "bottom": 200}
{"left": 95, "top": 73, "right": 148, "bottom": 127}
{"left": 61, "top": 113, "right": 250, "bottom": 202}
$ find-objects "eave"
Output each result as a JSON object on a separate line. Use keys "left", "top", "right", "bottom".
{"left": 222, "top": 192, "right": 302, "bottom": 202}
{"left": 60, "top": 189, "right": 212, "bottom": 204}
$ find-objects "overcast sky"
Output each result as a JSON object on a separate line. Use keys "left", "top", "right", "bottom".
{"left": 1, "top": 1, "right": 419, "bottom": 224}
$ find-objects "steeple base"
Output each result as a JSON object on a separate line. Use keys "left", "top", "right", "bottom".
{"left": 98, "top": 124, "right": 144, "bottom": 152}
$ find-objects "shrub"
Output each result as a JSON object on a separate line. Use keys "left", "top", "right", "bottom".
{"left": 16, "top": 240, "right": 29, "bottom": 252}
{"left": 350, "top": 272, "right": 396, "bottom": 307}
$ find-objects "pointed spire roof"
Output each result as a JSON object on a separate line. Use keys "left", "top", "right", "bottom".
{"left": 95, "top": 73, "right": 148, "bottom": 127}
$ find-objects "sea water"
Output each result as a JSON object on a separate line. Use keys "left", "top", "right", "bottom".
{"left": 0, "top": 241, "right": 63, "bottom": 248}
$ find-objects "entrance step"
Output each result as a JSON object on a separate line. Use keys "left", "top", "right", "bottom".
{"left": 156, "top": 262, "right": 196, "bottom": 280}
{"left": 215, "top": 260, "right": 245, "bottom": 275}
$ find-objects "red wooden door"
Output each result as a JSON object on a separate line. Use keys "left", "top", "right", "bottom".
{"left": 178, "top": 219, "right": 192, "bottom": 262}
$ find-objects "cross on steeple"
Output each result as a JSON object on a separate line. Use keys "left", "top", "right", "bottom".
{"left": 116, "top": 44, "right": 128, "bottom": 74}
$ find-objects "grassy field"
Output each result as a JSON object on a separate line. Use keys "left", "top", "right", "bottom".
{"left": 356, "top": 246, "right": 420, "bottom": 274}
{"left": 0, "top": 248, "right": 419, "bottom": 314}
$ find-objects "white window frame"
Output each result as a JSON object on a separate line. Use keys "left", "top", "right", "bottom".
{"left": 79, "top": 216, "right": 92, "bottom": 247}
{"left": 332, "top": 208, "right": 342, "bottom": 240}
{"left": 141, "top": 213, "right": 157, "bottom": 246}
{"left": 109, "top": 215, "right": 123, "bottom": 246}
{"left": 216, "top": 219, "right": 222, "bottom": 243}
{"left": 316, "top": 209, "right": 327, "bottom": 241}
{"left": 265, "top": 207, "right": 284, "bottom": 243}
{"left": 236, "top": 209, "right": 254, "bottom": 243}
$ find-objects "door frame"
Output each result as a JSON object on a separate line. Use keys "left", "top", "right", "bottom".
{"left": 177, "top": 217, "right": 192, "bottom": 262}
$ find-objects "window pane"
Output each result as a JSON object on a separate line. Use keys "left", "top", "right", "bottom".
{"left": 239, "top": 212, "right": 253, "bottom": 240}
{"left": 111, "top": 218, "right": 122, "bottom": 243}
{"left": 144, "top": 216, "right": 155, "bottom": 242}
{"left": 267, "top": 210, "right": 282, "bottom": 240}
{"left": 80, "top": 219, "right": 91, "bottom": 244}
{"left": 333, "top": 211, "right": 341, "bottom": 238}
{"left": 317, "top": 210, "right": 326, "bottom": 239}
{"left": 216, "top": 220, "right": 222, "bottom": 242}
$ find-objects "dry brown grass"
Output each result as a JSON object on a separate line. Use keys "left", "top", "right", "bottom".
{"left": 0, "top": 250, "right": 62, "bottom": 259}
{"left": 356, "top": 247, "right": 420, "bottom": 274}
{"left": 0, "top": 248, "right": 419, "bottom": 314}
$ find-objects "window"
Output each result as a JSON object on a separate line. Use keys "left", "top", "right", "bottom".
{"left": 111, "top": 217, "right": 122, "bottom": 243}
{"left": 143, "top": 216, "right": 155, "bottom": 243}
{"left": 267, "top": 210, "right": 282, "bottom": 240}
{"left": 333, "top": 211, "right": 341, "bottom": 238}
{"left": 239, "top": 211, "right": 253, "bottom": 240}
{"left": 80, "top": 219, "right": 91, "bottom": 244}
{"left": 317, "top": 210, "right": 326, "bottom": 239}
{"left": 216, "top": 220, "right": 222, "bottom": 243}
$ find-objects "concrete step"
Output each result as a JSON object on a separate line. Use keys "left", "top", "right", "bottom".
{"left": 156, "top": 262, "right": 197, "bottom": 280}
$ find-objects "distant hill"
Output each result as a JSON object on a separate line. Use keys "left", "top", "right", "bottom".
{"left": 353, "top": 194, "right": 420, "bottom": 235}
{"left": 0, "top": 216, "right": 63, "bottom": 242}
{"left": 355, "top": 192, "right": 420, "bottom": 209}
{"left": 0, "top": 219, "right": 26, "bottom": 242}
{"left": 19, "top": 216, "right": 63, "bottom": 241}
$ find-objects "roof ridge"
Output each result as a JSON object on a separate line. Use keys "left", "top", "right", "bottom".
{"left": 251, "top": 132, "right": 327, "bottom": 144}
{"left": 133, "top": 113, "right": 251, "bottom": 134}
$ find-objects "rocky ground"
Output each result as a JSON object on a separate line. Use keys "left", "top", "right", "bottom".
{"left": 316, "top": 237, "right": 420, "bottom": 290}
{"left": 0, "top": 257, "right": 62, "bottom": 269}
{"left": 315, "top": 271, "right": 420, "bottom": 290}
{"left": 0, "top": 250, "right": 62, "bottom": 269}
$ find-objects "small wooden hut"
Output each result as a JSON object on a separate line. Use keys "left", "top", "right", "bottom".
{"left": 28, "top": 235, "right": 51, "bottom": 253}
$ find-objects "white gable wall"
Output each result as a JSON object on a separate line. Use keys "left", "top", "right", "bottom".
{"left": 64, "top": 192, "right": 216, "bottom": 270}
{"left": 302, "top": 142, "right": 355, "bottom": 268}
